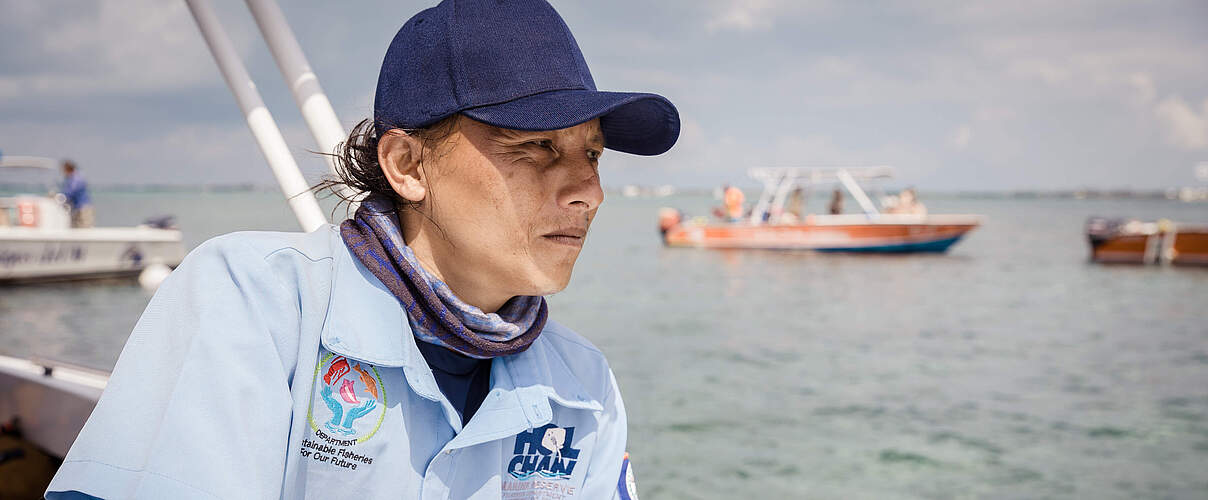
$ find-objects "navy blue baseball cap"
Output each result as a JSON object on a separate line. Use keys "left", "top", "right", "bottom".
{"left": 374, "top": 0, "right": 679, "bottom": 156}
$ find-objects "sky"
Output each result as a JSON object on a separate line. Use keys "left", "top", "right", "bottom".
{"left": 1, "top": 0, "right": 1206, "bottom": 191}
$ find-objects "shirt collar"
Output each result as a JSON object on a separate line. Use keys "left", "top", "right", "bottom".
{"left": 502, "top": 331, "right": 604, "bottom": 413}
{"left": 320, "top": 228, "right": 421, "bottom": 369}
{"left": 319, "top": 229, "right": 603, "bottom": 414}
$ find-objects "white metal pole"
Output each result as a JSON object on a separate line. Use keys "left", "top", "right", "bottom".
{"left": 185, "top": 0, "right": 328, "bottom": 232}
{"left": 244, "top": 0, "right": 349, "bottom": 181}
{"left": 836, "top": 168, "right": 880, "bottom": 216}
{"left": 748, "top": 176, "right": 776, "bottom": 225}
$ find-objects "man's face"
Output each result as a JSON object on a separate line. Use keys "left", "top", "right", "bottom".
{"left": 405, "top": 116, "right": 605, "bottom": 309}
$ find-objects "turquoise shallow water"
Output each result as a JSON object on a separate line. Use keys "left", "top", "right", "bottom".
{"left": 1, "top": 191, "right": 1206, "bottom": 499}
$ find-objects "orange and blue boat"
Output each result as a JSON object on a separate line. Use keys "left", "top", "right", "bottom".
{"left": 659, "top": 167, "right": 982, "bottom": 253}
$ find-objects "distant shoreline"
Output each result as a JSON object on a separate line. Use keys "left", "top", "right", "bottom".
{"left": 603, "top": 187, "right": 1205, "bottom": 201}
{"left": 2, "top": 183, "right": 1204, "bottom": 201}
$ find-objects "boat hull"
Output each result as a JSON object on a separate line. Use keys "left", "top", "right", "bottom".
{"left": 663, "top": 215, "right": 980, "bottom": 253}
{"left": 0, "top": 355, "right": 105, "bottom": 458}
{"left": 0, "top": 227, "right": 185, "bottom": 283}
{"left": 1172, "top": 231, "right": 1208, "bottom": 265}
{"left": 1087, "top": 219, "right": 1208, "bottom": 265}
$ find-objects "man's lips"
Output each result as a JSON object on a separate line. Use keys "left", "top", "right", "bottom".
{"left": 541, "top": 227, "right": 587, "bottom": 247}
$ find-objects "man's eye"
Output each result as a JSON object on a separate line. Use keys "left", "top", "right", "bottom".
{"left": 527, "top": 140, "right": 553, "bottom": 149}
{"left": 587, "top": 150, "right": 601, "bottom": 161}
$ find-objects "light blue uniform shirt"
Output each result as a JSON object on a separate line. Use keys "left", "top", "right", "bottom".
{"left": 46, "top": 226, "right": 636, "bottom": 500}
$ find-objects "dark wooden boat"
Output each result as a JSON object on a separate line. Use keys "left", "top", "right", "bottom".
{"left": 1087, "top": 217, "right": 1208, "bottom": 265}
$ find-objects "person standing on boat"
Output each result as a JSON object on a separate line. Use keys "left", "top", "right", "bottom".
{"left": 828, "top": 188, "right": 843, "bottom": 215}
{"left": 46, "top": 1, "right": 675, "bottom": 499}
{"left": 786, "top": 187, "right": 805, "bottom": 220}
{"left": 60, "top": 160, "right": 93, "bottom": 228}
{"left": 723, "top": 184, "right": 745, "bottom": 222}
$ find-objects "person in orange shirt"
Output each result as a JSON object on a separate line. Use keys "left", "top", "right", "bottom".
{"left": 723, "top": 184, "right": 745, "bottom": 222}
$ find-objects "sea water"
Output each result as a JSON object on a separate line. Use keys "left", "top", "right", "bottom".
{"left": 1, "top": 191, "right": 1205, "bottom": 499}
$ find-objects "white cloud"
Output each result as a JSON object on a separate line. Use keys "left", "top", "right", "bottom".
{"left": 974, "top": 106, "right": 1016, "bottom": 122}
{"left": 1005, "top": 58, "right": 1072, "bottom": 86}
{"left": 1129, "top": 73, "right": 1208, "bottom": 151}
{"left": 1128, "top": 72, "right": 1156, "bottom": 104}
{"left": 705, "top": 0, "right": 777, "bottom": 32}
{"left": 0, "top": 79, "right": 18, "bottom": 99}
{"left": 0, "top": 118, "right": 329, "bottom": 186}
{"left": 1154, "top": 96, "right": 1208, "bottom": 150}
{"left": 4, "top": 0, "right": 1208, "bottom": 190}
{"left": 950, "top": 125, "right": 972, "bottom": 149}
{"left": 0, "top": 0, "right": 245, "bottom": 98}
{"left": 704, "top": 0, "right": 829, "bottom": 33}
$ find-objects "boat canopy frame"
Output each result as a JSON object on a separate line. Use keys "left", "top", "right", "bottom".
{"left": 747, "top": 166, "right": 894, "bottom": 224}
{"left": 1, "top": 156, "right": 63, "bottom": 198}
{"left": 0, "top": 156, "right": 59, "bottom": 171}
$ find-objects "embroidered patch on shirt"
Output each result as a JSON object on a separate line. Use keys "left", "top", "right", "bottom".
{"left": 508, "top": 423, "right": 581, "bottom": 480}
{"left": 501, "top": 423, "right": 584, "bottom": 498}
{"left": 308, "top": 354, "right": 387, "bottom": 442}
{"left": 300, "top": 354, "right": 387, "bottom": 470}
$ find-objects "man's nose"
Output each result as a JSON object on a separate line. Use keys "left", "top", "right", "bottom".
{"left": 557, "top": 158, "right": 604, "bottom": 212}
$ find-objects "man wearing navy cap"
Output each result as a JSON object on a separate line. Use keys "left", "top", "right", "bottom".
{"left": 48, "top": 0, "right": 674, "bottom": 499}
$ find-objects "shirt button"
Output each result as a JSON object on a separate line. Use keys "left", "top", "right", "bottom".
{"left": 445, "top": 450, "right": 452, "bottom": 455}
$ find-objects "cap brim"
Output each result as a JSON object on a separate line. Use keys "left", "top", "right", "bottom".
{"left": 461, "top": 89, "right": 680, "bottom": 156}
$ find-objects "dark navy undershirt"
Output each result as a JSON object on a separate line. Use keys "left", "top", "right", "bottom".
{"left": 414, "top": 340, "right": 492, "bottom": 426}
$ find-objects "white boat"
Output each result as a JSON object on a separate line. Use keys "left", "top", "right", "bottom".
{"left": 0, "top": 155, "right": 185, "bottom": 284}
{"left": 0, "top": 355, "right": 107, "bottom": 458}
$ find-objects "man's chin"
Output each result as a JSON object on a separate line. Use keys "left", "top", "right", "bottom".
{"left": 525, "top": 268, "right": 574, "bottom": 297}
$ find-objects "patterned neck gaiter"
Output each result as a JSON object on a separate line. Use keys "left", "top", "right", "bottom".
{"left": 339, "top": 194, "right": 547, "bottom": 359}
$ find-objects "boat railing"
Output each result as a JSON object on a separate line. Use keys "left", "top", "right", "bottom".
{"left": 747, "top": 166, "right": 896, "bottom": 224}
{"left": 14, "top": 357, "right": 111, "bottom": 393}
{"left": 747, "top": 166, "right": 895, "bottom": 183}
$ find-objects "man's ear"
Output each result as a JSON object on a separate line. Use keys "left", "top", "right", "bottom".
{"left": 379, "top": 129, "right": 427, "bottom": 203}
